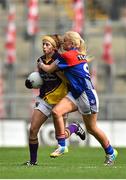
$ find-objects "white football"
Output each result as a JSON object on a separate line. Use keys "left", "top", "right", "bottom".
{"left": 26, "top": 71, "right": 43, "bottom": 89}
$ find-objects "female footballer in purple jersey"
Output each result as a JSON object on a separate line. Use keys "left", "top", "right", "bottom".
{"left": 24, "top": 34, "right": 85, "bottom": 166}
{"left": 38, "top": 31, "right": 118, "bottom": 166}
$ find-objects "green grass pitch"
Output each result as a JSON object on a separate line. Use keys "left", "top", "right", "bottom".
{"left": 0, "top": 147, "right": 126, "bottom": 179}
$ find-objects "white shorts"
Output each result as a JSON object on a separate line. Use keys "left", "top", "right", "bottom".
{"left": 65, "top": 92, "right": 77, "bottom": 106}
{"left": 34, "top": 96, "right": 53, "bottom": 117}
{"left": 34, "top": 95, "right": 74, "bottom": 118}
{"left": 76, "top": 89, "right": 99, "bottom": 115}
{"left": 66, "top": 90, "right": 99, "bottom": 115}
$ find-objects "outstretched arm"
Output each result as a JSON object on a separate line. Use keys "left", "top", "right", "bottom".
{"left": 37, "top": 59, "right": 58, "bottom": 73}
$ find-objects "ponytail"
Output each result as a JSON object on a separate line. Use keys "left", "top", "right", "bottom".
{"left": 79, "top": 38, "right": 87, "bottom": 54}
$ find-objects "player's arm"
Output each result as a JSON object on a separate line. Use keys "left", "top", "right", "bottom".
{"left": 37, "top": 60, "right": 58, "bottom": 73}
{"left": 37, "top": 53, "right": 62, "bottom": 73}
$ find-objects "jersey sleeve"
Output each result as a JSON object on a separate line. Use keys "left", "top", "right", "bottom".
{"left": 52, "top": 52, "right": 69, "bottom": 70}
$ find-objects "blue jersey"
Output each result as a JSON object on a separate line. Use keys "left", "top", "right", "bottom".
{"left": 54, "top": 50, "right": 94, "bottom": 98}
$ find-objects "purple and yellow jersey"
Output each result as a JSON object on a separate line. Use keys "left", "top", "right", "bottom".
{"left": 54, "top": 50, "right": 94, "bottom": 99}
{"left": 38, "top": 55, "right": 68, "bottom": 104}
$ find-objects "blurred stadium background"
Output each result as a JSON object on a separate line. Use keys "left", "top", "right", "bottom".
{"left": 0, "top": 0, "right": 126, "bottom": 147}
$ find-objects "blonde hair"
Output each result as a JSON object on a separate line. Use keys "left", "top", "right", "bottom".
{"left": 63, "top": 31, "right": 87, "bottom": 54}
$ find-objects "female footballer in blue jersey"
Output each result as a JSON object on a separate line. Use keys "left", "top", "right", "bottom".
{"left": 38, "top": 31, "right": 118, "bottom": 166}
{"left": 24, "top": 34, "right": 85, "bottom": 166}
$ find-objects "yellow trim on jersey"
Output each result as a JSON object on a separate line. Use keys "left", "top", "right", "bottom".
{"left": 43, "top": 81, "right": 68, "bottom": 104}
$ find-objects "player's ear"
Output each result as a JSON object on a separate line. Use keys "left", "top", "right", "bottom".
{"left": 71, "top": 41, "right": 74, "bottom": 48}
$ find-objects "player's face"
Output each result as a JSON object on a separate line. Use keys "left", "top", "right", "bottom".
{"left": 42, "top": 40, "right": 55, "bottom": 55}
{"left": 62, "top": 37, "right": 73, "bottom": 50}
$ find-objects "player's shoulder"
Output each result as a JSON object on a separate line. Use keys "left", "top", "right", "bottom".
{"left": 36, "top": 55, "right": 47, "bottom": 65}
{"left": 52, "top": 51, "right": 62, "bottom": 59}
{"left": 62, "top": 50, "right": 77, "bottom": 58}
{"left": 37, "top": 55, "right": 46, "bottom": 62}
